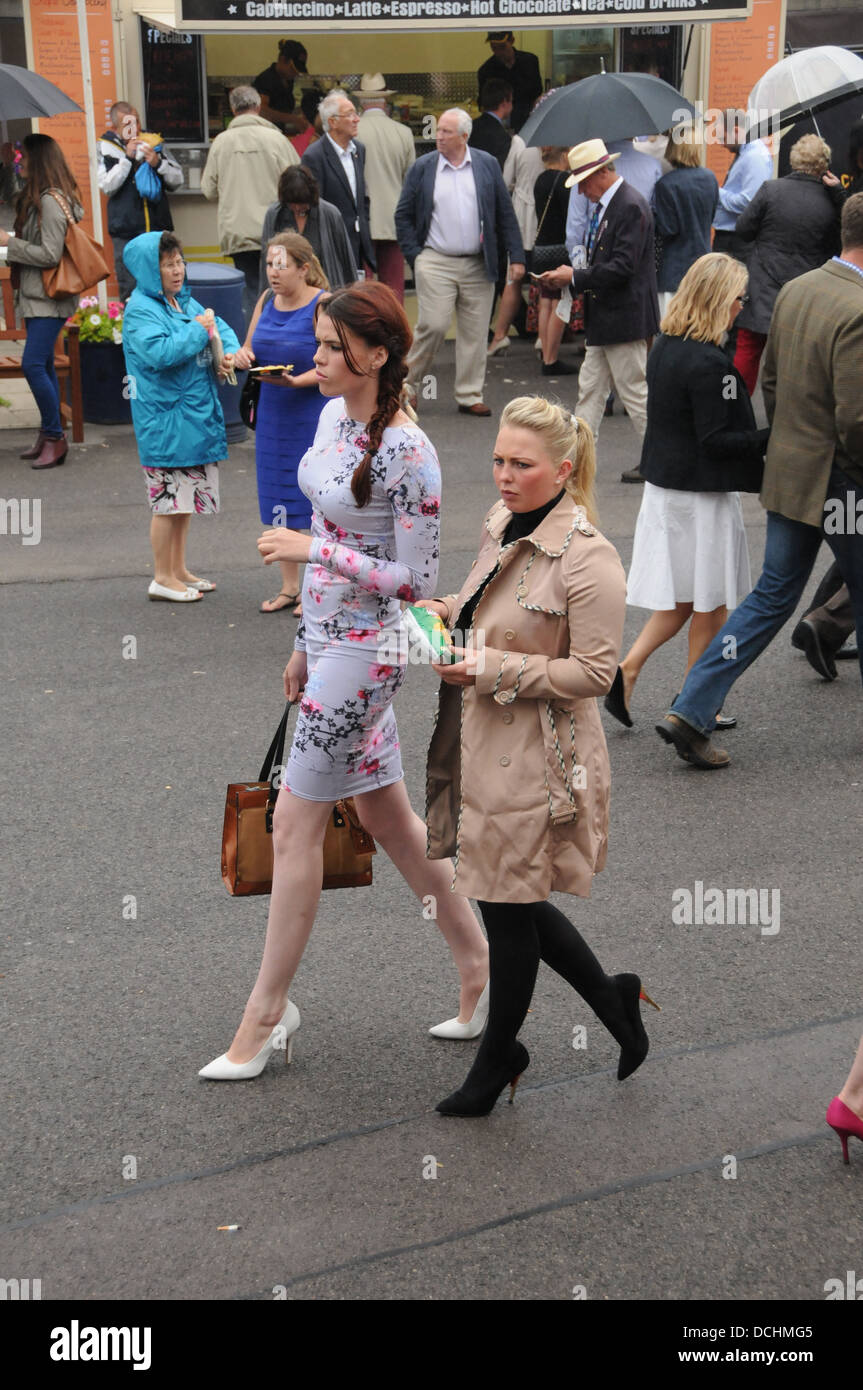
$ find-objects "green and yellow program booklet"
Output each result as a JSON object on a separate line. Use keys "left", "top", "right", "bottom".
{"left": 402, "top": 604, "right": 456, "bottom": 664}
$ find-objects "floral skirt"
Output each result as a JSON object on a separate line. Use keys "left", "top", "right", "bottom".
{"left": 143, "top": 463, "right": 220, "bottom": 515}
{"left": 284, "top": 639, "right": 407, "bottom": 801}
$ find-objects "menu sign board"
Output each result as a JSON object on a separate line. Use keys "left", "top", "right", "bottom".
{"left": 140, "top": 19, "right": 207, "bottom": 144}
{"left": 707, "top": 0, "right": 784, "bottom": 183}
{"left": 29, "top": 0, "right": 116, "bottom": 242}
{"left": 177, "top": 0, "right": 752, "bottom": 30}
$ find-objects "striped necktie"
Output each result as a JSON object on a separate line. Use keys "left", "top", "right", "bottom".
{"left": 587, "top": 202, "right": 603, "bottom": 261}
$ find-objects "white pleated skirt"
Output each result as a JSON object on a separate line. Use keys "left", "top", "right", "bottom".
{"left": 626, "top": 481, "right": 752, "bottom": 612}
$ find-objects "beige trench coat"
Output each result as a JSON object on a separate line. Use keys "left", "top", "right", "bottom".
{"left": 426, "top": 494, "right": 626, "bottom": 903}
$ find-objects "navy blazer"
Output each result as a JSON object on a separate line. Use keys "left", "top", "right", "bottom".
{"left": 570, "top": 180, "right": 659, "bottom": 347}
{"left": 302, "top": 136, "right": 376, "bottom": 272}
{"left": 394, "top": 147, "right": 524, "bottom": 282}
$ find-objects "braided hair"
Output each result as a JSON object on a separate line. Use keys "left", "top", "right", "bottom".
{"left": 314, "top": 282, "right": 413, "bottom": 508}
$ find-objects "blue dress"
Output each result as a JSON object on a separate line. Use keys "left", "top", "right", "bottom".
{"left": 252, "top": 291, "right": 325, "bottom": 528}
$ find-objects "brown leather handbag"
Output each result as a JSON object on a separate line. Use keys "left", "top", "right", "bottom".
{"left": 41, "top": 190, "right": 110, "bottom": 299}
{"left": 221, "top": 703, "right": 376, "bottom": 896}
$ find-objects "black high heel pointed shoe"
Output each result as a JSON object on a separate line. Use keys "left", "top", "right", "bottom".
{"left": 435, "top": 1042, "right": 530, "bottom": 1118}
{"left": 604, "top": 667, "right": 633, "bottom": 728}
{"left": 611, "top": 973, "right": 661, "bottom": 1081}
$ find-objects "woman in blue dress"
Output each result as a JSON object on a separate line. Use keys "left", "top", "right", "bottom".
{"left": 235, "top": 232, "right": 329, "bottom": 615}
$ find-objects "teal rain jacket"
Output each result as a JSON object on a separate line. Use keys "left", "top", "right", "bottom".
{"left": 122, "top": 232, "right": 240, "bottom": 469}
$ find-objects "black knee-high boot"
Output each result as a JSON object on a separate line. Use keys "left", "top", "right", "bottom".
{"left": 435, "top": 902, "right": 539, "bottom": 1117}
{"left": 532, "top": 900, "right": 658, "bottom": 1080}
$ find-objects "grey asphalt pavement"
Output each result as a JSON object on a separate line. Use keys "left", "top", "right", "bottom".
{"left": 2, "top": 340, "right": 862, "bottom": 1303}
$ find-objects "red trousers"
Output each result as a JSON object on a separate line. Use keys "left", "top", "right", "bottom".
{"left": 733, "top": 327, "right": 767, "bottom": 396}
{"left": 373, "top": 240, "right": 406, "bottom": 304}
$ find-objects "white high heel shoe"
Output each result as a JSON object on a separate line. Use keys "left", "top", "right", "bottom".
{"left": 429, "top": 981, "right": 489, "bottom": 1040}
{"left": 198, "top": 1000, "right": 300, "bottom": 1080}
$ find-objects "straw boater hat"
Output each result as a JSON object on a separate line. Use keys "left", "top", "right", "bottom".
{"left": 356, "top": 73, "right": 395, "bottom": 98}
{"left": 564, "top": 139, "right": 621, "bottom": 188}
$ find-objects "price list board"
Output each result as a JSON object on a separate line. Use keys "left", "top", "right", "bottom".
{"left": 28, "top": 0, "right": 116, "bottom": 241}
{"left": 140, "top": 20, "right": 207, "bottom": 145}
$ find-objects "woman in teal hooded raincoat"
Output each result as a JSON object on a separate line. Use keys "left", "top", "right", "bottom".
{"left": 122, "top": 230, "right": 240, "bottom": 602}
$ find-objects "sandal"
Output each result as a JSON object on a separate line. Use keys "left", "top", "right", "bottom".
{"left": 260, "top": 591, "right": 300, "bottom": 614}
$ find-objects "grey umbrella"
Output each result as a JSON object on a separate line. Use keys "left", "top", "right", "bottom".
{"left": 519, "top": 72, "right": 695, "bottom": 149}
{"left": 0, "top": 63, "right": 82, "bottom": 121}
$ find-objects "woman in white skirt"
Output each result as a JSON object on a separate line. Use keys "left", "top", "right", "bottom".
{"left": 604, "top": 253, "right": 769, "bottom": 730}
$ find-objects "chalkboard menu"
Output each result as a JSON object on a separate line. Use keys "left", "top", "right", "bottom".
{"left": 140, "top": 19, "right": 207, "bottom": 145}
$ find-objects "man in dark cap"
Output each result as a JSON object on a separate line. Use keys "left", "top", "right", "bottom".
{"left": 254, "top": 40, "right": 310, "bottom": 137}
{"left": 477, "top": 32, "right": 542, "bottom": 133}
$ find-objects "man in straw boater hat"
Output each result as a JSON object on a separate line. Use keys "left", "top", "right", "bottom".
{"left": 540, "top": 138, "right": 659, "bottom": 483}
{"left": 356, "top": 73, "right": 416, "bottom": 304}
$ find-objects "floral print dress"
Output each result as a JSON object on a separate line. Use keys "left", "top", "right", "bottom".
{"left": 284, "top": 397, "right": 441, "bottom": 801}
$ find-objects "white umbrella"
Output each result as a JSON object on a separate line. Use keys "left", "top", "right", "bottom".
{"left": 746, "top": 45, "right": 863, "bottom": 140}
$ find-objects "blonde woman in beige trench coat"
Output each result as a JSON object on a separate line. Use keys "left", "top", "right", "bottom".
{"left": 421, "top": 396, "right": 660, "bottom": 1117}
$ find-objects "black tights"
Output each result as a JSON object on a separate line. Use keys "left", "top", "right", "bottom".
{"left": 465, "top": 899, "right": 623, "bottom": 1085}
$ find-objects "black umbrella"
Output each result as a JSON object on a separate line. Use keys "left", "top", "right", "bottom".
{"left": 520, "top": 72, "right": 695, "bottom": 149}
{"left": 0, "top": 63, "right": 82, "bottom": 121}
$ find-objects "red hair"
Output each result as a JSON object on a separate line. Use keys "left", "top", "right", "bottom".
{"left": 315, "top": 282, "right": 413, "bottom": 508}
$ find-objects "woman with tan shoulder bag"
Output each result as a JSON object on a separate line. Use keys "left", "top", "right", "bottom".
{"left": 0, "top": 134, "right": 85, "bottom": 470}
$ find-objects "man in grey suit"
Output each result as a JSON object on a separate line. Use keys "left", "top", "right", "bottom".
{"left": 302, "top": 91, "right": 375, "bottom": 274}
{"left": 395, "top": 108, "right": 524, "bottom": 416}
{"left": 656, "top": 194, "right": 863, "bottom": 769}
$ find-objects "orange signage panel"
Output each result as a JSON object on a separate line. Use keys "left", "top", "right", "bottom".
{"left": 29, "top": 0, "right": 116, "bottom": 271}
{"left": 707, "top": 0, "right": 785, "bottom": 183}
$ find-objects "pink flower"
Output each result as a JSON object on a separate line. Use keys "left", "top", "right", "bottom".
{"left": 396, "top": 584, "right": 415, "bottom": 602}
{"left": 300, "top": 696, "right": 323, "bottom": 715}
{"left": 370, "top": 664, "right": 395, "bottom": 681}
{"left": 357, "top": 689, "right": 368, "bottom": 699}
{"left": 360, "top": 758, "right": 380, "bottom": 774}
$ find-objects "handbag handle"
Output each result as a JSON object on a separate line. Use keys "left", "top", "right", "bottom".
{"left": 259, "top": 701, "right": 294, "bottom": 830}
{"left": 44, "top": 188, "right": 74, "bottom": 226}
{"left": 535, "top": 171, "right": 562, "bottom": 243}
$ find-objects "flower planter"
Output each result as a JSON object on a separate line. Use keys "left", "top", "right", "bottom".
{"left": 79, "top": 341, "right": 132, "bottom": 425}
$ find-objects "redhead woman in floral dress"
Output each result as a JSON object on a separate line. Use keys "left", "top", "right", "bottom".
{"left": 199, "top": 282, "right": 489, "bottom": 1080}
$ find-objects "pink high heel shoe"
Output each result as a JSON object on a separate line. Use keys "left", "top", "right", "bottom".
{"left": 826, "top": 1097, "right": 863, "bottom": 1164}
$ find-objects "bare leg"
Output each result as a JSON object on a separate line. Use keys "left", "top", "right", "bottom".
{"left": 150, "top": 514, "right": 188, "bottom": 591}
{"left": 838, "top": 1032, "right": 863, "bottom": 1119}
{"left": 261, "top": 558, "right": 301, "bottom": 612}
{"left": 489, "top": 280, "right": 523, "bottom": 349}
{"left": 686, "top": 605, "right": 728, "bottom": 675}
{"left": 539, "top": 297, "right": 566, "bottom": 365}
{"left": 620, "top": 603, "right": 693, "bottom": 705}
{"left": 169, "top": 513, "right": 196, "bottom": 586}
{"left": 226, "top": 789, "right": 334, "bottom": 1063}
{"left": 354, "top": 779, "right": 489, "bottom": 1021}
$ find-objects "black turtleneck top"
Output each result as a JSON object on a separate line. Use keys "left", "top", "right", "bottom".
{"left": 453, "top": 490, "right": 566, "bottom": 634}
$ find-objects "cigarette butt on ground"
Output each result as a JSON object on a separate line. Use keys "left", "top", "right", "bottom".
{"left": 217, "top": 1224, "right": 241, "bottom": 1231}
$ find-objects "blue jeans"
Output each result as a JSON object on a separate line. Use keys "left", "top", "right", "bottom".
{"left": 671, "top": 466, "right": 863, "bottom": 735}
{"left": 22, "top": 317, "right": 63, "bottom": 437}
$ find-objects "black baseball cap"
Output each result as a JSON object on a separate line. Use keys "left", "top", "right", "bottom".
{"left": 279, "top": 40, "right": 308, "bottom": 74}
{"left": 486, "top": 32, "right": 513, "bottom": 42}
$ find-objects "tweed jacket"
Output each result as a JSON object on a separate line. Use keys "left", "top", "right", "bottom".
{"left": 761, "top": 259, "right": 863, "bottom": 527}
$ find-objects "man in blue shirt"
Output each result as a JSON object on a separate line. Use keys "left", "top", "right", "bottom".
{"left": 712, "top": 135, "right": 774, "bottom": 262}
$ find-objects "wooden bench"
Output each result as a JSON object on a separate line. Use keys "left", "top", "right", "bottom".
{"left": 0, "top": 266, "right": 84, "bottom": 442}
